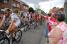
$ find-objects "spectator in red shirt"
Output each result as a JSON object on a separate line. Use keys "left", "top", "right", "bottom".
{"left": 43, "top": 13, "right": 58, "bottom": 32}
{"left": 48, "top": 13, "right": 58, "bottom": 32}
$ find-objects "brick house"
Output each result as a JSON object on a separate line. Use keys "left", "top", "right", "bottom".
{"left": 0, "top": 0, "right": 10, "bottom": 9}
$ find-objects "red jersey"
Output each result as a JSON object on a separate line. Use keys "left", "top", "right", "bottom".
{"left": 35, "top": 15, "right": 37, "bottom": 21}
{"left": 48, "top": 17, "right": 57, "bottom": 32}
{"left": 35, "top": 15, "right": 39, "bottom": 21}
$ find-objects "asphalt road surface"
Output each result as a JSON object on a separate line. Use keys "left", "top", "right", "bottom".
{"left": 13, "top": 23, "right": 48, "bottom": 44}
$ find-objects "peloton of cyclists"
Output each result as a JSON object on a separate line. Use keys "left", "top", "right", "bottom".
{"left": 0, "top": 9, "right": 21, "bottom": 34}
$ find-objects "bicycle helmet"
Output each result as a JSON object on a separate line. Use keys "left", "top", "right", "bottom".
{"left": 0, "top": 10, "right": 4, "bottom": 14}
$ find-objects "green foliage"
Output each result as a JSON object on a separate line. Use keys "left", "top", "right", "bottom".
{"left": 28, "top": 7, "right": 34, "bottom": 13}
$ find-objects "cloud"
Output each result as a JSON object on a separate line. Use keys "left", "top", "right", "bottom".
{"left": 21, "top": 0, "right": 64, "bottom": 13}
{"left": 39, "top": 0, "right": 64, "bottom": 13}
{"left": 21, "top": 0, "right": 47, "bottom": 4}
{"left": 28, "top": 3, "right": 35, "bottom": 9}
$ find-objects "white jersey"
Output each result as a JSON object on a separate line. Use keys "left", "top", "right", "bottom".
{"left": 23, "top": 12, "right": 28, "bottom": 17}
{"left": 10, "top": 13, "right": 20, "bottom": 27}
{"left": 28, "top": 14, "right": 31, "bottom": 21}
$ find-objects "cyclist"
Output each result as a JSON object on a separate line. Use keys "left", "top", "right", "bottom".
{"left": 0, "top": 11, "right": 5, "bottom": 29}
{"left": 5, "top": 9, "right": 21, "bottom": 34}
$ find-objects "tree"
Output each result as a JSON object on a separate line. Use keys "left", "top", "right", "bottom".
{"left": 35, "top": 8, "right": 45, "bottom": 15}
{"left": 28, "top": 7, "right": 34, "bottom": 13}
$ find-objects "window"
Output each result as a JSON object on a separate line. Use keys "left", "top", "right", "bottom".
{"left": 0, "top": 0, "right": 4, "bottom": 3}
{"left": 17, "top": 4, "right": 20, "bottom": 8}
{"left": 4, "top": 0, "right": 9, "bottom": 3}
{"left": 12, "top": 3, "right": 16, "bottom": 7}
{"left": 0, "top": 0, "right": 9, "bottom": 3}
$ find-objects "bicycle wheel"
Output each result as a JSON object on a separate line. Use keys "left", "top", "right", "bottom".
{"left": 0, "top": 31, "right": 10, "bottom": 44}
{"left": 15, "top": 30, "right": 22, "bottom": 42}
{"left": 0, "top": 37, "right": 10, "bottom": 44}
{"left": 24, "top": 26, "right": 28, "bottom": 32}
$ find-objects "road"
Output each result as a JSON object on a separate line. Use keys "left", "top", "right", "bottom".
{"left": 14, "top": 23, "right": 48, "bottom": 44}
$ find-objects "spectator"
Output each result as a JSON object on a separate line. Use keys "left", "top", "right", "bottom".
{"left": 48, "top": 13, "right": 67, "bottom": 44}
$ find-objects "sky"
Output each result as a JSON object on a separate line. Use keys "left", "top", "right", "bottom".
{"left": 21, "top": 0, "right": 48, "bottom": 9}
{"left": 21, "top": 0, "right": 65, "bottom": 13}
{"left": 39, "top": 0, "right": 65, "bottom": 13}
